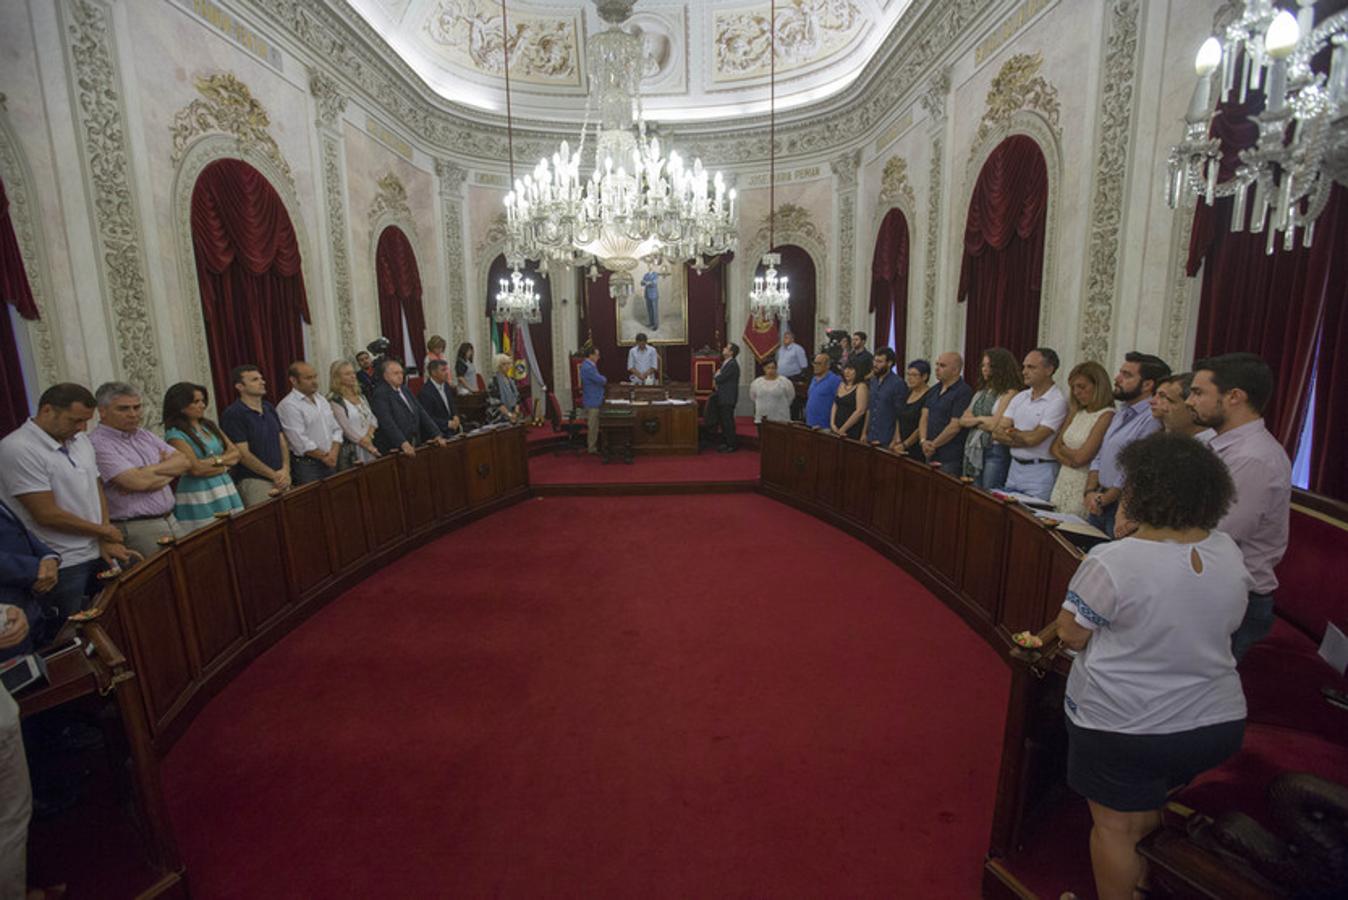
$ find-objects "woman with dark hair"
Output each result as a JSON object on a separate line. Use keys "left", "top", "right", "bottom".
{"left": 892, "top": 359, "right": 931, "bottom": 460}
{"left": 454, "top": 342, "right": 479, "bottom": 394}
{"left": 1055, "top": 431, "right": 1247, "bottom": 900}
{"left": 162, "top": 382, "right": 243, "bottom": 529}
{"left": 959, "top": 347, "right": 1023, "bottom": 488}
{"left": 829, "top": 361, "right": 869, "bottom": 440}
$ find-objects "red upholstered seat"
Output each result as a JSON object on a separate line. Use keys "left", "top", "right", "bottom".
{"left": 1273, "top": 506, "right": 1348, "bottom": 644}
{"left": 1239, "top": 616, "right": 1348, "bottom": 746}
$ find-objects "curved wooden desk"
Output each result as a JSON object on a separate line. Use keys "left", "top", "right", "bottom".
{"left": 757, "top": 421, "right": 1083, "bottom": 891}
{"left": 38, "top": 425, "right": 528, "bottom": 895}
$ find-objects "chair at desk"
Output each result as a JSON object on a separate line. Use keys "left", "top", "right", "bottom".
{"left": 547, "top": 392, "right": 586, "bottom": 454}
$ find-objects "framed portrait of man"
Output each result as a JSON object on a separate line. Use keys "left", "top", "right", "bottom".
{"left": 617, "top": 260, "right": 688, "bottom": 345}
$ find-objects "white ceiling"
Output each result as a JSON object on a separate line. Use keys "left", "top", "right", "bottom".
{"left": 344, "top": 0, "right": 918, "bottom": 124}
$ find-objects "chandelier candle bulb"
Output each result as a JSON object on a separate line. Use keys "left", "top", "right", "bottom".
{"left": 1265, "top": 10, "right": 1301, "bottom": 59}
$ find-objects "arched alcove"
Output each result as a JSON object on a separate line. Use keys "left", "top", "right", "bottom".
{"left": 375, "top": 225, "right": 426, "bottom": 369}
{"left": 189, "top": 158, "right": 309, "bottom": 406}
{"left": 752, "top": 245, "right": 816, "bottom": 371}
{"left": 869, "top": 208, "right": 911, "bottom": 356}
{"left": 485, "top": 253, "right": 554, "bottom": 412}
{"left": 957, "top": 134, "right": 1049, "bottom": 383}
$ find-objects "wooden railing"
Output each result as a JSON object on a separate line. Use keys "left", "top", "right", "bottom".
{"left": 758, "top": 421, "right": 1084, "bottom": 876}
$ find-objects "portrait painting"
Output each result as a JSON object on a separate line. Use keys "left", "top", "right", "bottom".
{"left": 617, "top": 260, "right": 688, "bottom": 346}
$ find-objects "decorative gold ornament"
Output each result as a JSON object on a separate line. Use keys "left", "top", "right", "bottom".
{"left": 170, "top": 73, "right": 293, "bottom": 186}
{"left": 971, "top": 52, "right": 1061, "bottom": 160}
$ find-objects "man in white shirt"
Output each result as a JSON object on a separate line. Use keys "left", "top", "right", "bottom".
{"left": 776, "top": 331, "right": 808, "bottom": 380}
{"left": 993, "top": 347, "right": 1069, "bottom": 500}
{"left": 0, "top": 383, "right": 138, "bottom": 646}
{"left": 276, "top": 361, "right": 343, "bottom": 485}
{"left": 627, "top": 334, "right": 659, "bottom": 385}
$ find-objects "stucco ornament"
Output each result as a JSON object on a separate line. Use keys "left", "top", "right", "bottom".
{"left": 879, "top": 156, "right": 917, "bottom": 210}
{"left": 423, "top": 0, "right": 579, "bottom": 83}
{"left": 970, "top": 52, "right": 1061, "bottom": 162}
{"left": 370, "top": 172, "right": 416, "bottom": 240}
{"left": 713, "top": 0, "right": 864, "bottom": 81}
{"left": 170, "top": 73, "right": 294, "bottom": 188}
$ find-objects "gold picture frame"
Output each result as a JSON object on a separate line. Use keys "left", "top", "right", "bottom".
{"left": 617, "top": 261, "right": 689, "bottom": 346}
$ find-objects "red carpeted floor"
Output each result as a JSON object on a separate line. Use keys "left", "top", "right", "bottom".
{"left": 530, "top": 447, "right": 761, "bottom": 485}
{"left": 162, "top": 495, "right": 1009, "bottom": 898}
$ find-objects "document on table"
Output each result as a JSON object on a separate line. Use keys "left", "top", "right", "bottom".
{"left": 1033, "top": 510, "right": 1109, "bottom": 540}
{"left": 991, "top": 490, "right": 1057, "bottom": 511}
{"left": 1320, "top": 623, "right": 1348, "bottom": 676}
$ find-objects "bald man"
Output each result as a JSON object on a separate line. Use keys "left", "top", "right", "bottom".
{"left": 918, "top": 352, "right": 974, "bottom": 472}
{"left": 276, "top": 361, "right": 343, "bottom": 485}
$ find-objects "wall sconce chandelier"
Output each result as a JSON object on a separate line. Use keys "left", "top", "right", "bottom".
{"left": 1168, "top": 0, "right": 1348, "bottom": 254}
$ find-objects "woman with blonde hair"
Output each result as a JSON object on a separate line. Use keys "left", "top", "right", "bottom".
{"left": 327, "top": 359, "right": 379, "bottom": 467}
{"left": 424, "top": 335, "right": 448, "bottom": 372}
{"left": 489, "top": 353, "right": 522, "bottom": 423}
{"left": 1049, "top": 360, "right": 1116, "bottom": 516}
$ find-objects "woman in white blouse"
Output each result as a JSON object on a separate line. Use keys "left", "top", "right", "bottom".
{"left": 328, "top": 360, "right": 380, "bottom": 466}
{"left": 750, "top": 357, "right": 795, "bottom": 423}
{"left": 1055, "top": 431, "right": 1248, "bottom": 900}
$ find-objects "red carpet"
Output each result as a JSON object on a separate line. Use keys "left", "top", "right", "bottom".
{"left": 162, "top": 495, "right": 1009, "bottom": 898}
{"left": 529, "top": 447, "right": 761, "bottom": 485}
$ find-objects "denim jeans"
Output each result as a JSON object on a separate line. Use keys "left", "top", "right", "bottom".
{"left": 31, "top": 559, "right": 101, "bottom": 648}
{"left": 977, "top": 444, "right": 1011, "bottom": 491}
{"left": 1231, "top": 592, "right": 1276, "bottom": 662}
{"left": 1003, "top": 459, "right": 1059, "bottom": 500}
{"left": 1088, "top": 502, "right": 1118, "bottom": 540}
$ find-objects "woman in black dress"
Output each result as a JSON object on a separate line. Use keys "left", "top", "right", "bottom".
{"left": 830, "top": 361, "right": 869, "bottom": 439}
{"left": 894, "top": 358, "right": 931, "bottom": 461}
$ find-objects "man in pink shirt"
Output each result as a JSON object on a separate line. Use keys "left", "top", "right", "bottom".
{"left": 88, "top": 382, "right": 191, "bottom": 559}
{"left": 1187, "top": 353, "right": 1291, "bottom": 661}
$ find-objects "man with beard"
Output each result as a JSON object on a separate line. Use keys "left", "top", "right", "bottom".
{"left": 1084, "top": 352, "right": 1170, "bottom": 536}
{"left": 1187, "top": 353, "right": 1290, "bottom": 661}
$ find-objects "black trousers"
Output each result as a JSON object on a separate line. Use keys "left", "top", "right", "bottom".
{"left": 718, "top": 397, "right": 737, "bottom": 448}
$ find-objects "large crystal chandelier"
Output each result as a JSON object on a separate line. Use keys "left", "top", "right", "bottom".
{"left": 1167, "top": 0, "right": 1348, "bottom": 253}
{"left": 493, "top": 0, "right": 541, "bottom": 325}
{"left": 748, "top": 0, "right": 790, "bottom": 323}
{"left": 503, "top": 0, "right": 737, "bottom": 298}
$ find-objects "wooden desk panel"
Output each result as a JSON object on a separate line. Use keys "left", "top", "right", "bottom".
{"left": 430, "top": 439, "right": 469, "bottom": 517}
{"left": 927, "top": 471, "right": 965, "bottom": 585}
{"left": 118, "top": 559, "right": 195, "bottom": 735}
{"left": 229, "top": 502, "right": 291, "bottom": 632}
{"left": 897, "top": 461, "right": 933, "bottom": 560}
{"left": 361, "top": 457, "right": 405, "bottom": 551}
{"left": 760, "top": 422, "right": 792, "bottom": 489}
{"left": 399, "top": 450, "right": 436, "bottom": 534}
{"left": 788, "top": 425, "right": 820, "bottom": 500}
{"left": 869, "top": 450, "right": 901, "bottom": 542}
{"left": 998, "top": 506, "right": 1054, "bottom": 636}
{"left": 495, "top": 426, "right": 529, "bottom": 492}
{"left": 813, "top": 434, "right": 842, "bottom": 508}
{"left": 282, "top": 485, "right": 336, "bottom": 599}
{"left": 323, "top": 469, "right": 371, "bottom": 572}
{"left": 840, "top": 439, "right": 873, "bottom": 525}
{"left": 618, "top": 403, "right": 698, "bottom": 455}
{"left": 465, "top": 431, "right": 501, "bottom": 506}
{"left": 172, "top": 522, "right": 246, "bottom": 674}
{"left": 957, "top": 489, "right": 1009, "bottom": 624}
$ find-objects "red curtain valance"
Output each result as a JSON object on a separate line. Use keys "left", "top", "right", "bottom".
{"left": 376, "top": 226, "right": 426, "bottom": 368}
{"left": 1, "top": 177, "right": 38, "bottom": 435}
{"left": 191, "top": 158, "right": 308, "bottom": 405}
{"left": 957, "top": 135, "right": 1048, "bottom": 383}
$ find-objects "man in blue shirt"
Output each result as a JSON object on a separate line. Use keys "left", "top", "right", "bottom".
{"left": 866, "top": 348, "right": 905, "bottom": 444}
{"left": 919, "top": 351, "right": 975, "bottom": 472}
{"left": 1085, "top": 351, "right": 1169, "bottom": 536}
{"left": 579, "top": 346, "right": 607, "bottom": 455}
{"left": 641, "top": 270, "right": 660, "bottom": 329}
{"left": 805, "top": 352, "right": 841, "bottom": 429}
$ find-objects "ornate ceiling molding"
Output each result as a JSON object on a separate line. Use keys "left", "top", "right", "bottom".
{"left": 308, "top": 66, "right": 349, "bottom": 131}
{"left": 237, "top": 0, "right": 995, "bottom": 165}
{"left": 919, "top": 65, "right": 951, "bottom": 125}
{"left": 969, "top": 52, "right": 1061, "bottom": 163}
{"left": 170, "top": 72, "right": 295, "bottom": 188}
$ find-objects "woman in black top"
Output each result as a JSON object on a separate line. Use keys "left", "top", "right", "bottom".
{"left": 894, "top": 358, "right": 932, "bottom": 461}
{"left": 830, "top": 361, "right": 869, "bottom": 440}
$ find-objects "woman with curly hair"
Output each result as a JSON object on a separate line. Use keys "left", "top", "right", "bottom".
{"left": 1056, "top": 431, "right": 1248, "bottom": 900}
{"left": 959, "top": 347, "right": 1023, "bottom": 488}
{"left": 161, "top": 382, "right": 243, "bottom": 529}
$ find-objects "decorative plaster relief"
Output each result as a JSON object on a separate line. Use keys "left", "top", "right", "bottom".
{"left": 878, "top": 156, "right": 916, "bottom": 211}
{"left": 170, "top": 73, "right": 295, "bottom": 188}
{"left": 369, "top": 172, "right": 418, "bottom": 242}
{"left": 422, "top": 1, "right": 581, "bottom": 86}
{"left": 919, "top": 65, "right": 951, "bottom": 124}
{"left": 0, "top": 96, "right": 62, "bottom": 387}
{"left": 628, "top": 9, "right": 685, "bottom": 92}
{"left": 923, "top": 134, "right": 943, "bottom": 357}
{"left": 61, "top": 0, "right": 162, "bottom": 403}
{"left": 969, "top": 52, "right": 1061, "bottom": 163}
{"left": 307, "top": 67, "right": 357, "bottom": 356}
{"left": 309, "top": 67, "right": 349, "bottom": 129}
{"left": 712, "top": 0, "right": 866, "bottom": 82}
{"left": 435, "top": 158, "right": 469, "bottom": 347}
{"left": 832, "top": 150, "right": 860, "bottom": 329}
{"left": 1078, "top": 0, "right": 1140, "bottom": 365}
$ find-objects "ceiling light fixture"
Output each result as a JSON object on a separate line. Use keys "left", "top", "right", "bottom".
{"left": 749, "top": 0, "right": 790, "bottom": 324}
{"left": 494, "top": 0, "right": 542, "bottom": 325}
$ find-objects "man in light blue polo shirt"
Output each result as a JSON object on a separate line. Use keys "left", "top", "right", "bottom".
{"left": 805, "top": 352, "right": 840, "bottom": 429}
{"left": 1085, "top": 351, "right": 1169, "bottom": 536}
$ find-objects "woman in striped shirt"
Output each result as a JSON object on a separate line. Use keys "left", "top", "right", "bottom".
{"left": 162, "top": 382, "right": 243, "bottom": 530}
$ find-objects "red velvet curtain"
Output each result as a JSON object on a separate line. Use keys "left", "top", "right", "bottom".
{"left": 1186, "top": 63, "right": 1348, "bottom": 498}
{"left": 870, "top": 209, "right": 910, "bottom": 354}
{"left": 376, "top": 226, "right": 426, "bottom": 369}
{"left": 1, "top": 178, "right": 39, "bottom": 436}
{"left": 957, "top": 135, "right": 1048, "bottom": 383}
{"left": 191, "top": 159, "right": 309, "bottom": 405}
{"left": 579, "top": 256, "right": 729, "bottom": 383}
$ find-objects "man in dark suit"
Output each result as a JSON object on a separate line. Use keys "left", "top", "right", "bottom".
{"left": 356, "top": 351, "right": 377, "bottom": 397}
{"left": 714, "top": 342, "right": 741, "bottom": 453}
{"left": 417, "top": 359, "right": 463, "bottom": 438}
{"left": 0, "top": 496, "right": 59, "bottom": 662}
{"left": 370, "top": 359, "right": 444, "bottom": 456}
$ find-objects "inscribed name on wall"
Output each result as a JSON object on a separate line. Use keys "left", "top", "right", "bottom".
{"left": 974, "top": 0, "right": 1055, "bottom": 67}
{"left": 174, "top": 0, "right": 284, "bottom": 72}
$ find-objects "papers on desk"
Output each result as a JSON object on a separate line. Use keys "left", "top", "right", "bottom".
{"left": 1033, "top": 510, "right": 1110, "bottom": 540}
{"left": 990, "top": 490, "right": 1057, "bottom": 511}
{"left": 650, "top": 398, "right": 694, "bottom": 405}
{"left": 606, "top": 398, "right": 632, "bottom": 405}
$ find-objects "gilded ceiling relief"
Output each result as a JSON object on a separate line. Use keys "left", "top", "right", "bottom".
{"left": 712, "top": 0, "right": 865, "bottom": 83}
{"left": 421, "top": 0, "right": 581, "bottom": 86}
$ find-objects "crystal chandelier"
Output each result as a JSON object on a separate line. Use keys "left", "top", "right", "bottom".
{"left": 494, "top": 263, "right": 542, "bottom": 324}
{"left": 748, "top": 0, "right": 790, "bottom": 323}
{"left": 502, "top": 0, "right": 736, "bottom": 297}
{"left": 1167, "top": 0, "right": 1348, "bottom": 254}
{"left": 493, "top": 0, "right": 542, "bottom": 324}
